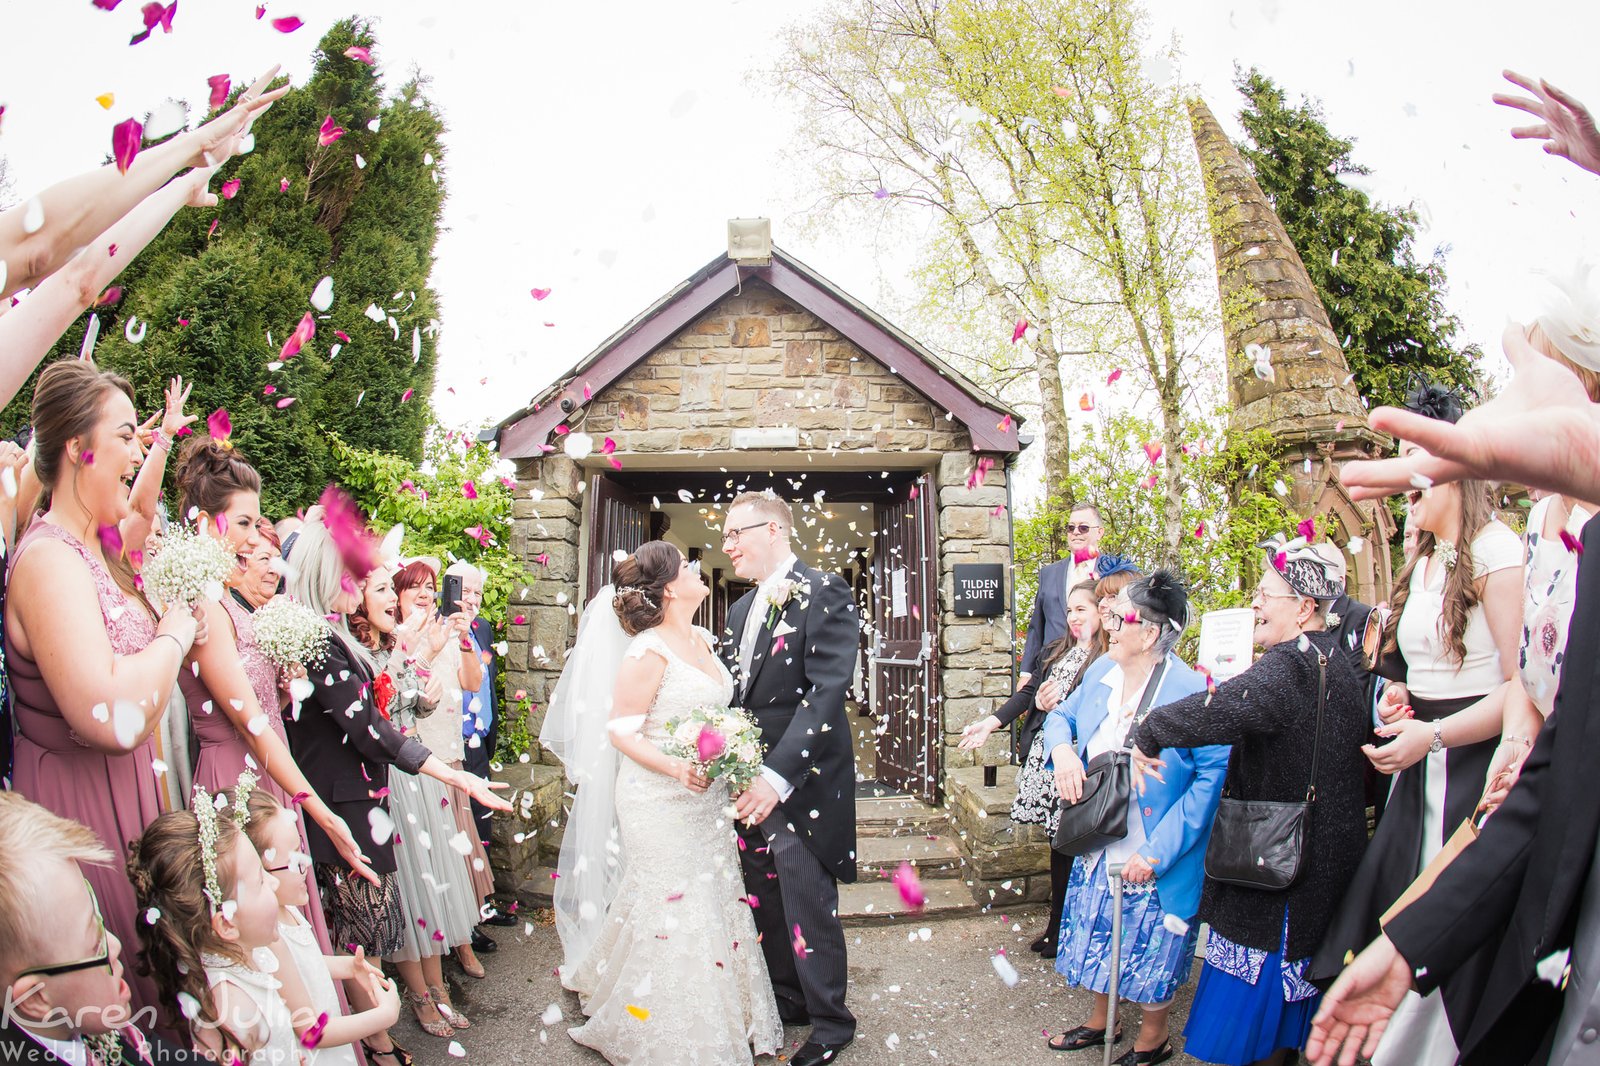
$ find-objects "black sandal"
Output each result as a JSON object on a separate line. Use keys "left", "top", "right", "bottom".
{"left": 1113, "top": 1039, "right": 1174, "bottom": 1065}
{"left": 362, "top": 1039, "right": 415, "bottom": 1066}
{"left": 1048, "top": 1025, "right": 1123, "bottom": 1052}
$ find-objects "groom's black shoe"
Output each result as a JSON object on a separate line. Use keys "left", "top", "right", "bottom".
{"left": 791, "top": 1038, "right": 851, "bottom": 1066}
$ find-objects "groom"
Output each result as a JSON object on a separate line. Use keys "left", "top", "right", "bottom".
{"left": 721, "top": 491, "right": 858, "bottom": 1066}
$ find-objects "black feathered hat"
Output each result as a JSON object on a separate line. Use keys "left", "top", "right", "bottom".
{"left": 1402, "top": 379, "right": 1467, "bottom": 425}
{"left": 1126, "top": 568, "right": 1190, "bottom": 632}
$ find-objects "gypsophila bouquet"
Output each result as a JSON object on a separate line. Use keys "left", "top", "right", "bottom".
{"left": 252, "top": 597, "right": 333, "bottom": 672}
{"left": 660, "top": 705, "right": 766, "bottom": 791}
{"left": 139, "top": 527, "right": 236, "bottom": 610}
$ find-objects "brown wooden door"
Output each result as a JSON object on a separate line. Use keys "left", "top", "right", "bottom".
{"left": 586, "top": 474, "right": 650, "bottom": 604}
{"left": 872, "top": 472, "right": 940, "bottom": 804}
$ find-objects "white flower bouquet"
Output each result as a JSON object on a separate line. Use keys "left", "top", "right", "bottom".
{"left": 251, "top": 596, "right": 333, "bottom": 673}
{"left": 139, "top": 527, "right": 236, "bottom": 609}
{"left": 660, "top": 704, "right": 765, "bottom": 791}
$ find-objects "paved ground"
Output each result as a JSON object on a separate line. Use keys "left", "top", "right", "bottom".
{"left": 396, "top": 908, "right": 1207, "bottom": 1065}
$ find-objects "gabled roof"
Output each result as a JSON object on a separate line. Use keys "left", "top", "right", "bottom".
{"left": 495, "top": 245, "right": 1024, "bottom": 459}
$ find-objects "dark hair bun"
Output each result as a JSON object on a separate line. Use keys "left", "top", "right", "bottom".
{"left": 1402, "top": 380, "right": 1466, "bottom": 425}
{"left": 611, "top": 540, "right": 681, "bottom": 636}
{"left": 175, "top": 435, "right": 261, "bottom": 520}
{"left": 1128, "top": 568, "right": 1190, "bottom": 630}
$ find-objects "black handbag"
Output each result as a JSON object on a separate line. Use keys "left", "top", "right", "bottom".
{"left": 1203, "top": 650, "right": 1328, "bottom": 890}
{"left": 1052, "top": 661, "right": 1168, "bottom": 857}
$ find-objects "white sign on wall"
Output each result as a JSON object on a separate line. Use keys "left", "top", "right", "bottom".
{"left": 1196, "top": 608, "right": 1256, "bottom": 683}
{"left": 890, "top": 567, "right": 909, "bottom": 619}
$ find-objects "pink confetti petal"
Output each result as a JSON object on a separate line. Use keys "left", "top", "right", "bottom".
{"left": 1106, "top": 368, "right": 1123, "bottom": 385}
{"left": 129, "top": 2, "right": 175, "bottom": 45}
{"left": 400, "top": 388, "right": 414, "bottom": 403}
{"left": 335, "top": 330, "right": 350, "bottom": 342}
{"left": 997, "top": 413, "right": 1013, "bottom": 433}
{"left": 275, "top": 397, "right": 296, "bottom": 408}
{"left": 1193, "top": 521, "right": 1207, "bottom": 538}
{"left": 793, "top": 923, "right": 808, "bottom": 957}
{"left": 279, "top": 177, "right": 290, "bottom": 192}
{"left": 263, "top": 385, "right": 277, "bottom": 395}
{"left": 1142, "top": 441, "right": 1163, "bottom": 465}
{"left": 1011, "top": 319, "right": 1028, "bottom": 343}
{"left": 892, "top": 862, "right": 926, "bottom": 911}
{"left": 206, "top": 74, "right": 230, "bottom": 111}
{"left": 97, "top": 524, "right": 124, "bottom": 556}
{"left": 513, "top": 614, "right": 528, "bottom": 625}
{"left": 601, "top": 438, "right": 617, "bottom": 455}
{"left": 279, "top": 312, "right": 315, "bottom": 360}
{"left": 207, "top": 219, "right": 219, "bottom": 239}
{"left": 1272, "top": 550, "right": 1288, "bottom": 571}
{"left": 1079, "top": 392, "right": 1095, "bottom": 411}
{"left": 462, "top": 480, "right": 478, "bottom": 499}
{"left": 1561, "top": 529, "right": 1585, "bottom": 555}
{"left": 96, "top": 286, "right": 123, "bottom": 307}
{"left": 111, "top": 117, "right": 142, "bottom": 173}
{"left": 1297, "top": 517, "right": 1317, "bottom": 542}
{"left": 270, "top": 15, "right": 303, "bottom": 32}
{"left": 317, "top": 115, "right": 344, "bottom": 146}
{"left": 317, "top": 484, "right": 379, "bottom": 580}
{"left": 299, "top": 1012, "right": 329, "bottom": 1050}
{"left": 529, "top": 287, "right": 551, "bottom": 300}
{"left": 220, "top": 178, "right": 241, "bottom": 199}
{"left": 93, "top": 0, "right": 123, "bottom": 9}
{"left": 208, "top": 408, "right": 232, "bottom": 441}
{"left": 254, "top": 4, "right": 264, "bottom": 17}
{"left": 343, "top": 45, "right": 373, "bottom": 64}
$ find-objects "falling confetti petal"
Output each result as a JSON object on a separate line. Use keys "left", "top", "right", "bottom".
{"left": 792, "top": 924, "right": 808, "bottom": 957}
{"left": 271, "top": 15, "right": 303, "bottom": 32}
{"left": 220, "top": 179, "right": 241, "bottom": 200}
{"left": 991, "top": 952, "right": 1020, "bottom": 987}
{"left": 206, "top": 74, "right": 230, "bottom": 111}
{"left": 318, "top": 116, "right": 344, "bottom": 146}
{"left": 1143, "top": 442, "right": 1162, "bottom": 465}
{"left": 563, "top": 432, "right": 594, "bottom": 460}
{"left": 400, "top": 388, "right": 414, "bottom": 403}
{"left": 1297, "top": 517, "right": 1317, "bottom": 541}
{"left": 207, "top": 409, "right": 231, "bottom": 441}
{"left": 530, "top": 287, "right": 552, "bottom": 300}
{"left": 1409, "top": 472, "right": 1434, "bottom": 490}
{"left": 96, "top": 92, "right": 115, "bottom": 110}
{"left": 279, "top": 312, "right": 315, "bottom": 360}
{"left": 1011, "top": 319, "right": 1028, "bottom": 343}
{"left": 1561, "top": 529, "right": 1585, "bottom": 555}
{"left": 1078, "top": 392, "right": 1094, "bottom": 411}
{"left": 310, "top": 276, "right": 334, "bottom": 311}
{"left": 124, "top": 317, "right": 146, "bottom": 343}
{"left": 892, "top": 862, "right": 926, "bottom": 910}
{"left": 624, "top": 1005, "right": 649, "bottom": 1022}
{"left": 343, "top": 45, "right": 373, "bottom": 64}
{"left": 275, "top": 397, "right": 296, "bottom": 408}
{"left": 111, "top": 118, "right": 142, "bottom": 173}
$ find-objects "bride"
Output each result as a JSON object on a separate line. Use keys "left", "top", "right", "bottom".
{"left": 540, "top": 540, "right": 781, "bottom": 1065}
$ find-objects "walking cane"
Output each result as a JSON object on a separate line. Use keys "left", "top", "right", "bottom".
{"left": 1105, "top": 861, "right": 1125, "bottom": 1066}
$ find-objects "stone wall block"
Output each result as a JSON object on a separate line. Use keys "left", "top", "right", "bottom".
{"left": 732, "top": 317, "right": 771, "bottom": 348}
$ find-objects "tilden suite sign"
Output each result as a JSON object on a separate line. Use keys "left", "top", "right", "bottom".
{"left": 952, "top": 563, "right": 1005, "bottom": 617}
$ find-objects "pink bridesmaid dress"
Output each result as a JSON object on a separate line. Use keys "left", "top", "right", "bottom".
{"left": 5, "top": 521, "right": 165, "bottom": 1019}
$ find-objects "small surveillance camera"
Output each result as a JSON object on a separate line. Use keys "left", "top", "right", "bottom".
{"left": 560, "top": 398, "right": 576, "bottom": 414}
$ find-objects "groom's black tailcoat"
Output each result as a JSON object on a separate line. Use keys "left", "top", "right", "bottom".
{"left": 722, "top": 560, "right": 859, "bottom": 883}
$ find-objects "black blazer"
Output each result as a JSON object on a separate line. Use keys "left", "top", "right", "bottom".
{"left": 1019, "top": 558, "right": 1076, "bottom": 680}
{"left": 0, "top": 1016, "right": 201, "bottom": 1062}
{"left": 1382, "top": 514, "right": 1600, "bottom": 1065}
{"left": 469, "top": 616, "right": 500, "bottom": 754}
{"left": 722, "top": 561, "right": 859, "bottom": 883}
{"left": 282, "top": 636, "right": 431, "bottom": 872}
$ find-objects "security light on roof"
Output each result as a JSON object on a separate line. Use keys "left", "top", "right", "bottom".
{"left": 727, "top": 218, "right": 772, "bottom": 266}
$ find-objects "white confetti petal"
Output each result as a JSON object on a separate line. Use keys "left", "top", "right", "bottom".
{"left": 541, "top": 1003, "right": 563, "bottom": 1026}
{"left": 364, "top": 302, "right": 386, "bottom": 323}
{"left": 368, "top": 806, "right": 396, "bottom": 846}
{"left": 310, "top": 276, "right": 334, "bottom": 312}
{"left": 22, "top": 199, "right": 44, "bottom": 235}
{"left": 990, "top": 952, "right": 1020, "bottom": 987}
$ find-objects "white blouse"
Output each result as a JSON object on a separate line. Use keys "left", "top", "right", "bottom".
{"left": 1520, "top": 497, "right": 1592, "bottom": 716}
{"left": 1085, "top": 662, "right": 1154, "bottom": 865}
{"left": 1396, "top": 519, "right": 1522, "bottom": 701}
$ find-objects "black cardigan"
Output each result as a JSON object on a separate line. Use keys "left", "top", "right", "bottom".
{"left": 282, "top": 635, "right": 431, "bottom": 872}
{"left": 1131, "top": 631, "right": 1371, "bottom": 959}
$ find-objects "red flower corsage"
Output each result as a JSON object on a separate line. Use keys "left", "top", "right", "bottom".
{"left": 372, "top": 672, "right": 396, "bottom": 720}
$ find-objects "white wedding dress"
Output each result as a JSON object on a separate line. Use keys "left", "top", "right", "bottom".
{"left": 565, "top": 626, "right": 782, "bottom": 1065}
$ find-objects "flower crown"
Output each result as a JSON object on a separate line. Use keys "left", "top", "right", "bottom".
{"left": 616, "top": 585, "right": 657, "bottom": 609}
{"left": 193, "top": 771, "right": 258, "bottom": 916}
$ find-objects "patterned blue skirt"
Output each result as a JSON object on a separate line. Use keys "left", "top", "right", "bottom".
{"left": 1182, "top": 952, "right": 1320, "bottom": 1065}
{"left": 1055, "top": 852, "right": 1199, "bottom": 1004}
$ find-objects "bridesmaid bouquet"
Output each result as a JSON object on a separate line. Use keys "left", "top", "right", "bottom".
{"left": 661, "top": 705, "right": 765, "bottom": 791}
{"left": 252, "top": 597, "right": 333, "bottom": 673}
{"left": 139, "top": 527, "right": 236, "bottom": 609}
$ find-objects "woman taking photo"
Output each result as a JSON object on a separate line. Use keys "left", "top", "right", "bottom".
{"left": 4, "top": 360, "right": 202, "bottom": 1016}
{"left": 1040, "top": 571, "right": 1229, "bottom": 1063}
{"left": 1129, "top": 541, "right": 1373, "bottom": 1066}
{"left": 1315, "top": 386, "right": 1525, "bottom": 1066}
{"left": 282, "top": 512, "right": 509, "bottom": 1066}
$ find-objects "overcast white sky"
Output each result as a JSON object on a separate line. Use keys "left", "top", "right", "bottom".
{"left": 3, "top": 0, "right": 1597, "bottom": 437}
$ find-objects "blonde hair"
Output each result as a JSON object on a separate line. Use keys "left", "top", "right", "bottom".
{"left": 729, "top": 491, "right": 793, "bottom": 533}
{"left": 0, "top": 793, "right": 113, "bottom": 981}
{"left": 1529, "top": 321, "right": 1600, "bottom": 403}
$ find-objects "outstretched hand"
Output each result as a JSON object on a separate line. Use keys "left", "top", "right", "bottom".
{"left": 1306, "top": 934, "right": 1415, "bottom": 1066}
{"left": 183, "top": 66, "right": 291, "bottom": 169}
{"left": 1339, "top": 324, "right": 1600, "bottom": 504}
{"left": 1496, "top": 70, "right": 1600, "bottom": 177}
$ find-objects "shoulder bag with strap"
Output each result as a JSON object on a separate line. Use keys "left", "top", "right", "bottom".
{"left": 1052, "top": 660, "right": 1168, "bottom": 857}
{"left": 1203, "top": 648, "right": 1327, "bottom": 890}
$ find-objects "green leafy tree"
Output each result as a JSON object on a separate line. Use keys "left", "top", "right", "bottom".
{"left": 1234, "top": 69, "right": 1480, "bottom": 410}
{"left": 1014, "top": 409, "right": 1296, "bottom": 657}
{"left": 0, "top": 19, "right": 447, "bottom": 516}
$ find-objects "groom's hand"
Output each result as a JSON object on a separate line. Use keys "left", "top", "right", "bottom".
{"left": 735, "top": 777, "right": 781, "bottom": 825}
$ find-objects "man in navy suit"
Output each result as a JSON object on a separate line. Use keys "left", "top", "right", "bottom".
{"left": 1019, "top": 501, "right": 1106, "bottom": 684}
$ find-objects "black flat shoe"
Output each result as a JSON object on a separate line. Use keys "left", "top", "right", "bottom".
{"left": 361, "top": 1040, "right": 414, "bottom": 1066}
{"left": 1048, "top": 1025, "right": 1123, "bottom": 1052}
{"left": 1030, "top": 931, "right": 1053, "bottom": 952}
{"left": 470, "top": 927, "right": 498, "bottom": 953}
{"left": 1033, "top": 937, "right": 1058, "bottom": 957}
{"left": 481, "top": 910, "right": 518, "bottom": 927}
{"left": 1113, "top": 1039, "right": 1174, "bottom": 1065}
{"left": 790, "top": 1038, "right": 852, "bottom": 1066}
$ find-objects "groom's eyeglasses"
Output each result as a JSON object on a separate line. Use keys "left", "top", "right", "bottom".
{"left": 722, "top": 522, "right": 770, "bottom": 547}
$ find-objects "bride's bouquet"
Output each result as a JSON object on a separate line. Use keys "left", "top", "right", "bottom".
{"left": 252, "top": 597, "right": 333, "bottom": 673}
{"left": 139, "top": 527, "right": 236, "bottom": 609}
{"left": 660, "top": 705, "right": 765, "bottom": 791}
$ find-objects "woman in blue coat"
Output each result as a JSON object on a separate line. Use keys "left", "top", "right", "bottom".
{"left": 1041, "top": 570, "right": 1230, "bottom": 1064}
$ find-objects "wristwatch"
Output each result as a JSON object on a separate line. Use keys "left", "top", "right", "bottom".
{"left": 1429, "top": 721, "right": 1444, "bottom": 754}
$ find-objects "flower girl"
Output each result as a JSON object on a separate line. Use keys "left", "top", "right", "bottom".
{"left": 242, "top": 789, "right": 401, "bottom": 1066}
{"left": 128, "top": 779, "right": 302, "bottom": 1064}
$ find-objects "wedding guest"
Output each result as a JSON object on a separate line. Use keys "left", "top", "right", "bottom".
{"left": 1019, "top": 501, "right": 1105, "bottom": 684}
{"left": 0, "top": 792, "right": 201, "bottom": 1063}
{"left": 351, "top": 568, "right": 478, "bottom": 1037}
{"left": 5, "top": 360, "right": 202, "bottom": 1019}
{"left": 1310, "top": 322, "right": 1600, "bottom": 1065}
{"left": 281, "top": 514, "right": 507, "bottom": 1066}
{"left": 1130, "top": 543, "right": 1372, "bottom": 1066}
{"left": 1496, "top": 69, "right": 1600, "bottom": 177}
{"left": 450, "top": 561, "right": 501, "bottom": 851}
{"left": 958, "top": 577, "right": 1107, "bottom": 957}
{"left": 392, "top": 559, "right": 497, "bottom": 968}
{"left": 1041, "top": 571, "right": 1228, "bottom": 1062}
{"left": 244, "top": 789, "right": 401, "bottom": 1066}
{"left": 1314, "top": 385, "right": 1526, "bottom": 1066}
{"left": 127, "top": 801, "right": 302, "bottom": 1064}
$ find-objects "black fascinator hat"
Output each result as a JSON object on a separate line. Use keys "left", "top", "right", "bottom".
{"left": 1402, "top": 379, "right": 1467, "bottom": 425}
{"left": 1126, "top": 568, "right": 1190, "bottom": 632}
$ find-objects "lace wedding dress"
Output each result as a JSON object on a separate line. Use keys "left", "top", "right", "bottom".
{"left": 565, "top": 626, "right": 782, "bottom": 1065}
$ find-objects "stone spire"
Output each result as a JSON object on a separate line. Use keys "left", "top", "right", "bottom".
{"left": 1188, "top": 97, "right": 1395, "bottom": 601}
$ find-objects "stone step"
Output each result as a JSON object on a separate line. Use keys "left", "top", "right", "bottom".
{"left": 855, "top": 832, "right": 966, "bottom": 879}
{"left": 513, "top": 867, "right": 558, "bottom": 911}
{"left": 855, "top": 795, "right": 951, "bottom": 837}
{"left": 839, "top": 876, "right": 979, "bottom": 926}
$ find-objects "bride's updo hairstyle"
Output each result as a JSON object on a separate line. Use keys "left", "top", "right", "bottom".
{"left": 612, "top": 541, "right": 681, "bottom": 636}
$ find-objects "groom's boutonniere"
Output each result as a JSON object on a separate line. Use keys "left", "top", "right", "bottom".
{"left": 764, "top": 578, "right": 800, "bottom": 628}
